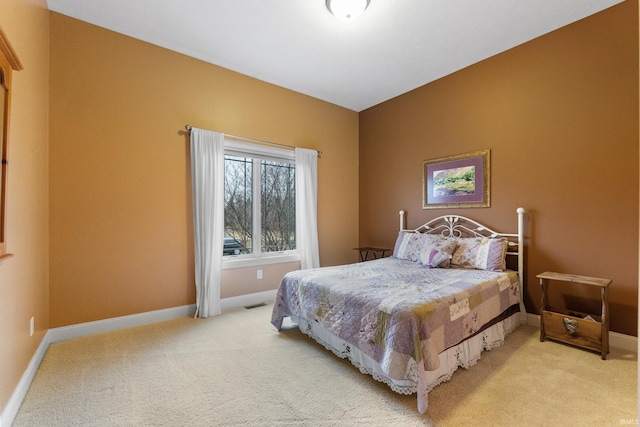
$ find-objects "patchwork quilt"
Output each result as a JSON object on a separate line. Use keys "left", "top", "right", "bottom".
{"left": 271, "top": 257, "right": 520, "bottom": 378}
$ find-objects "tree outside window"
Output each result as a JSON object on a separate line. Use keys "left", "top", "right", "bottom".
{"left": 224, "top": 154, "right": 295, "bottom": 257}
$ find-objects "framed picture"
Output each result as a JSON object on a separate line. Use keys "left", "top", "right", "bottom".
{"left": 422, "top": 149, "right": 490, "bottom": 209}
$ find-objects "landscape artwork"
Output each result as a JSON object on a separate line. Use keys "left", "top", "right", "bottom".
{"left": 433, "top": 166, "right": 476, "bottom": 197}
{"left": 423, "top": 150, "right": 490, "bottom": 209}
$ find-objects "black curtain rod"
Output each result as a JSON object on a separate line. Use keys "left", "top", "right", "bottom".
{"left": 185, "top": 125, "right": 322, "bottom": 155}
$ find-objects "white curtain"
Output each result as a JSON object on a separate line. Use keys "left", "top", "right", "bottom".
{"left": 295, "top": 148, "right": 320, "bottom": 269}
{"left": 190, "top": 128, "right": 225, "bottom": 318}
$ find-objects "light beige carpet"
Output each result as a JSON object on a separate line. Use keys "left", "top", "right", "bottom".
{"left": 14, "top": 303, "right": 637, "bottom": 426}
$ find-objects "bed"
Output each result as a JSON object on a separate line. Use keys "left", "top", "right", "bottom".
{"left": 271, "top": 208, "right": 527, "bottom": 413}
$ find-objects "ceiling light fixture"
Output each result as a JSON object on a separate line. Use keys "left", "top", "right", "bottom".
{"left": 326, "top": 0, "right": 370, "bottom": 21}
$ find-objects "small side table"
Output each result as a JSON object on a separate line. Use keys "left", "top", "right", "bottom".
{"left": 353, "top": 247, "right": 391, "bottom": 262}
{"left": 537, "top": 271, "right": 612, "bottom": 360}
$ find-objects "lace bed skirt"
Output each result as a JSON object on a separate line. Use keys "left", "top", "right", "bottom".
{"left": 294, "top": 312, "right": 521, "bottom": 413}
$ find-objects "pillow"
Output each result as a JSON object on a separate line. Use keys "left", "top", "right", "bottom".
{"left": 393, "top": 232, "right": 456, "bottom": 263}
{"left": 418, "top": 249, "right": 453, "bottom": 269}
{"left": 392, "top": 231, "right": 413, "bottom": 259}
{"left": 450, "top": 237, "right": 508, "bottom": 271}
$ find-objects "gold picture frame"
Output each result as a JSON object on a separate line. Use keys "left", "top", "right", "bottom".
{"left": 422, "top": 149, "right": 490, "bottom": 209}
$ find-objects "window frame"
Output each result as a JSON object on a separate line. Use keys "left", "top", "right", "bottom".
{"left": 0, "top": 28, "right": 22, "bottom": 261}
{"left": 222, "top": 139, "right": 300, "bottom": 269}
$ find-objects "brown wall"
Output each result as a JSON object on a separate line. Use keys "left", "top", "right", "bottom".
{"left": 359, "top": 1, "right": 639, "bottom": 336}
{"left": 49, "top": 13, "right": 360, "bottom": 327}
{"left": 0, "top": 0, "right": 50, "bottom": 414}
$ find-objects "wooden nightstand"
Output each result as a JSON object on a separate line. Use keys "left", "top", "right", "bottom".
{"left": 537, "top": 271, "right": 611, "bottom": 360}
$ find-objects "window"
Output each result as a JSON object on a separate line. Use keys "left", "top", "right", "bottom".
{"left": 223, "top": 140, "right": 297, "bottom": 261}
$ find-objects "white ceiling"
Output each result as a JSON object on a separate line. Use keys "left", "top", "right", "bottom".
{"left": 46, "top": 0, "right": 624, "bottom": 112}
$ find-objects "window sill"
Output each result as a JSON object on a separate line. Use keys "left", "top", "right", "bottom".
{"left": 222, "top": 253, "right": 300, "bottom": 270}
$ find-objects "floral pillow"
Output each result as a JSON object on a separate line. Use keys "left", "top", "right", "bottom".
{"left": 393, "top": 231, "right": 457, "bottom": 266}
{"left": 392, "top": 231, "right": 413, "bottom": 259}
{"left": 392, "top": 231, "right": 420, "bottom": 261}
{"left": 450, "top": 237, "right": 508, "bottom": 271}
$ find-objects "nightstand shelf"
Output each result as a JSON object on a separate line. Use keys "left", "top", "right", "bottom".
{"left": 537, "top": 271, "right": 611, "bottom": 360}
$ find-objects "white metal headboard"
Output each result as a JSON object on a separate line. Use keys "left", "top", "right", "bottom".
{"left": 399, "top": 208, "right": 527, "bottom": 322}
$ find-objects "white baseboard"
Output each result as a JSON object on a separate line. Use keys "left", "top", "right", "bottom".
{"left": 1, "top": 329, "right": 50, "bottom": 427}
{"left": 47, "top": 304, "right": 198, "bottom": 344}
{"left": 526, "top": 313, "right": 638, "bottom": 353}
{"left": 2, "top": 290, "right": 277, "bottom": 427}
{"left": 45, "top": 290, "right": 277, "bottom": 344}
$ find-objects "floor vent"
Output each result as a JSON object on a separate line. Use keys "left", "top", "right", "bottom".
{"left": 244, "top": 302, "right": 267, "bottom": 310}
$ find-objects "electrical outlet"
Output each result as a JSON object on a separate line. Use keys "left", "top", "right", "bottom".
{"left": 257, "top": 270, "right": 263, "bottom": 279}
{"left": 30, "top": 316, "right": 34, "bottom": 336}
